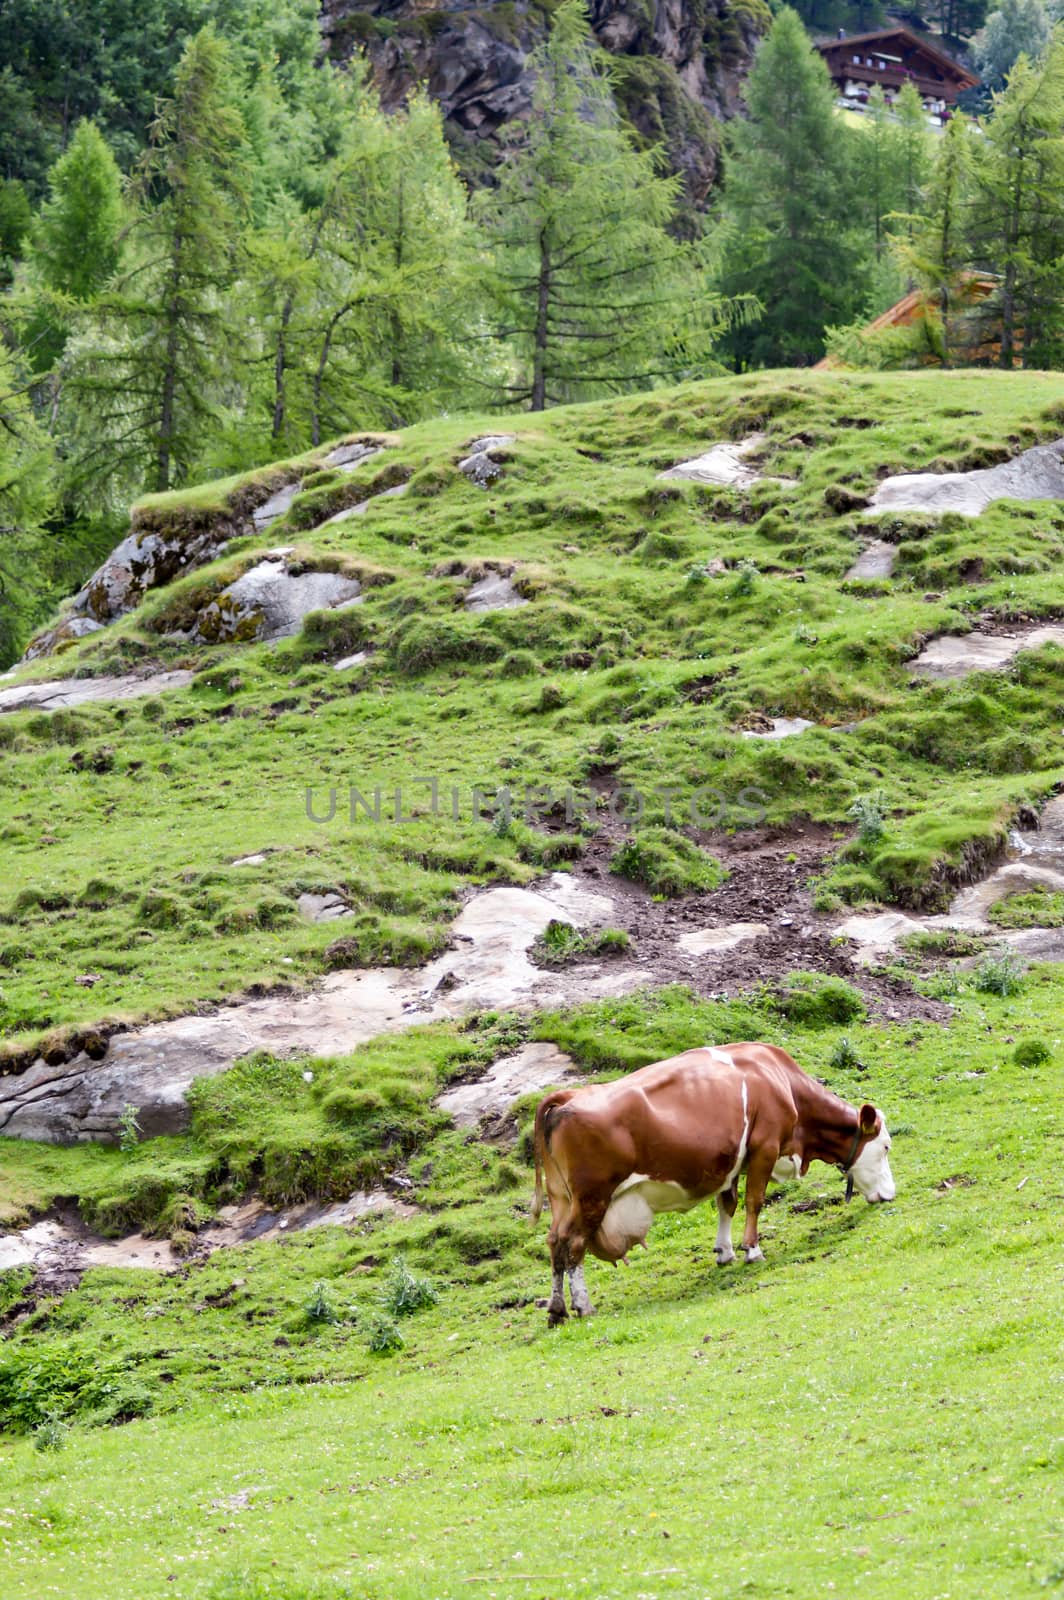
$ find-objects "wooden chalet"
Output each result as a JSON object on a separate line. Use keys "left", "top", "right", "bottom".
{"left": 817, "top": 27, "right": 979, "bottom": 127}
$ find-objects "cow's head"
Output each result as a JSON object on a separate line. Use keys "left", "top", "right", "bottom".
{"left": 848, "top": 1104, "right": 896, "bottom": 1203}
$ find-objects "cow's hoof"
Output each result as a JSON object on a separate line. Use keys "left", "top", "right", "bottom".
{"left": 572, "top": 1303, "right": 595, "bottom": 1319}
{"left": 547, "top": 1302, "right": 568, "bottom": 1327}
{"left": 714, "top": 1248, "right": 735, "bottom": 1266}
{"left": 744, "top": 1246, "right": 765, "bottom": 1264}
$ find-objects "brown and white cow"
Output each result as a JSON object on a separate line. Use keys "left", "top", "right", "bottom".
{"left": 532, "top": 1041, "right": 895, "bottom": 1325}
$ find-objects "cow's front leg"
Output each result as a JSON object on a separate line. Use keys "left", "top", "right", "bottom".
{"left": 741, "top": 1150, "right": 777, "bottom": 1263}
{"left": 714, "top": 1185, "right": 737, "bottom": 1265}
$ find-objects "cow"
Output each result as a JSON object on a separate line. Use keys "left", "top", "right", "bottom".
{"left": 531, "top": 1041, "right": 895, "bottom": 1326}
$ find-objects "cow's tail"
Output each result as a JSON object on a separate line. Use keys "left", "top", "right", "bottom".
{"left": 531, "top": 1090, "right": 573, "bottom": 1225}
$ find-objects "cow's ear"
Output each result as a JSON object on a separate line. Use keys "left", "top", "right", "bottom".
{"left": 859, "top": 1103, "right": 878, "bottom": 1136}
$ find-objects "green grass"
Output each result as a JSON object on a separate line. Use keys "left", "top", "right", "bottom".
{"left": 0, "top": 972, "right": 1062, "bottom": 1598}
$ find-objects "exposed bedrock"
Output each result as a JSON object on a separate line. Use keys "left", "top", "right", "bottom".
{"left": 320, "top": 0, "right": 764, "bottom": 208}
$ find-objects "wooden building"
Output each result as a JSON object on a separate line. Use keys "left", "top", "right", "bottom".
{"left": 817, "top": 27, "right": 979, "bottom": 127}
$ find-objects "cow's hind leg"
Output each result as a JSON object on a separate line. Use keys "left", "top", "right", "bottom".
{"left": 547, "top": 1226, "right": 568, "bottom": 1326}
{"left": 741, "top": 1149, "right": 778, "bottom": 1263}
{"left": 714, "top": 1183, "right": 738, "bottom": 1265}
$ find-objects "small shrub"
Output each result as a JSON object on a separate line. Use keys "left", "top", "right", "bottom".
{"left": 532, "top": 920, "right": 631, "bottom": 966}
{"left": 304, "top": 1281, "right": 341, "bottom": 1325}
{"left": 973, "top": 946, "right": 1026, "bottom": 997}
{"left": 728, "top": 559, "right": 758, "bottom": 597}
{"left": 848, "top": 791, "right": 888, "bottom": 846}
{"left": 776, "top": 973, "right": 866, "bottom": 1029}
{"left": 33, "top": 1415, "right": 69, "bottom": 1454}
{"left": 899, "top": 927, "right": 986, "bottom": 958}
{"left": 1013, "top": 1038, "right": 1051, "bottom": 1068}
{"left": 364, "top": 1311, "right": 404, "bottom": 1354}
{"left": 379, "top": 1255, "right": 438, "bottom": 1318}
{"left": 118, "top": 1104, "right": 142, "bottom": 1153}
{"left": 829, "top": 1036, "right": 864, "bottom": 1073}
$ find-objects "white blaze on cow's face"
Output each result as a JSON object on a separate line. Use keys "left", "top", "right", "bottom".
{"left": 848, "top": 1107, "right": 896, "bottom": 1203}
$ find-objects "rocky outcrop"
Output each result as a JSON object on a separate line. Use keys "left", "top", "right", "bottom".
{"left": 321, "top": 0, "right": 767, "bottom": 206}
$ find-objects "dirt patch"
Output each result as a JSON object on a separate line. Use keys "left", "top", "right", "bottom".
{"left": 568, "top": 817, "right": 950, "bottom": 1022}
{"left": 0, "top": 1189, "right": 416, "bottom": 1319}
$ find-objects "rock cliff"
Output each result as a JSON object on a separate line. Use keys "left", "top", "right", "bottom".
{"left": 320, "top": 0, "right": 768, "bottom": 207}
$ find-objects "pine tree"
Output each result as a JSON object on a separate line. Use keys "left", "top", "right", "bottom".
{"left": 715, "top": 7, "right": 873, "bottom": 368}
{"left": 976, "top": 0, "right": 1051, "bottom": 84}
{"left": 61, "top": 27, "right": 250, "bottom": 497}
{"left": 477, "top": 0, "right": 737, "bottom": 410}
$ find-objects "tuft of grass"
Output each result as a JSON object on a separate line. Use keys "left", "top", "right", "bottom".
{"left": 610, "top": 828, "right": 724, "bottom": 897}
{"left": 775, "top": 972, "right": 866, "bottom": 1029}
{"left": 988, "top": 887, "right": 1064, "bottom": 928}
{"left": 1013, "top": 1037, "right": 1051, "bottom": 1068}
{"left": 532, "top": 919, "right": 631, "bottom": 966}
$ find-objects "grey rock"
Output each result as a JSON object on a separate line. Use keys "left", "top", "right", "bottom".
{"left": 437, "top": 1042, "right": 576, "bottom": 1127}
{"left": 870, "top": 438, "right": 1064, "bottom": 517}
{"left": 740, "top": 716, "right": 816, "bottom": 740}
{"left": 0, "top": 874, "right": 651, "bottom": 1145}
{"left": 252, "top": 482, "right": 302, "bottom": 531}
{"left": 333, "top": 651, "right": 370, "bottom": 673}
{"left": 297, "top": 892, "right": 353, "bottom": 923}
{"left": 458, "top": 435, "right": 516, "bottom": 487}
{"left": 325, "top": 441, "right": 382, "bottom": 473}
{"left": 845, "top": 540, "right": 897, "bottom": 581}
{"left": 909, "top": 624, "right": 1064, "bottom": 681}
{"left": 0, "top": 669, "right": 194, "bottom": 715}
{"left": 465, "top": 574, "right": 527, "bottom": 612}
{"left": 193, "top": 559, "right": 362, "bottom": 644}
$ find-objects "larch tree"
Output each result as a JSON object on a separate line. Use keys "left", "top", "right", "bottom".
{"left": 715, "top": 7, "right": 872, "bottom": 368}
{"left": 61, "top": 26, "right": 250, "bottom": 497}
{"left": 477, "top": 0, "right": 740, "bottom": 410}
{"left": 968, "top": 37, "right": 1064, "bottom": 366}
{"left": 21, "top": 119, "right": 125, "bottom": 373}
{"left": 0, "top": 343, "right": 57, "bottom": 663}
{"left": 897, "top": 111, "right": 976, "bottom": 364}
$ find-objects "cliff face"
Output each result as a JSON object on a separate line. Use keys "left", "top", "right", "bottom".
{"left": 320, "top": 0, "right": 768, "bottom": 207}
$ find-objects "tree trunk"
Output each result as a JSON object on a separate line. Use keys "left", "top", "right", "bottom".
{"left": 271, "top": 293, "right": 294, "bottom": 441}
{"left": 531, "top": 230, "right": 550, "bottom": 412}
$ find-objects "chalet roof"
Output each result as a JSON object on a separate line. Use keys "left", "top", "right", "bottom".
{"left": 817, "top": 27, "right": 980, "bottom": 89}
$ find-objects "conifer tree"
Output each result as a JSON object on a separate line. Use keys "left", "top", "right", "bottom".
{"left": 61, "top": 27, "right": 249, "bottom": 496}
{"left": 715, "top": 7, "right": 872, "bottom": 368}
{"left": 477, "top": 0, "right": 737, "bottom": 410}
{"left": 898, "top": 112, "right": 976, "bottom": 364}
{"left": 0, "top": 344, "right": 56, "bottom": 663}
{"left": 968, "top": 37, "right": 1064, "bottom": 366}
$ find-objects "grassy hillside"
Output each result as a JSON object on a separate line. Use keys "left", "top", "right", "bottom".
{"left": 1, "top": 369, "right": 1063, "bottom": 1599}
{"left": 2, "top": 369, "right": 1063, "bottom": 1055}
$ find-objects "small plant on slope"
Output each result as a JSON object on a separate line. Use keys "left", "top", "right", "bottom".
{"left": 974, "top": 946, "right": 1026, "bottom": 997}
{"left": 380, "top": 1255, "right": 438, "bottom": 1318}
